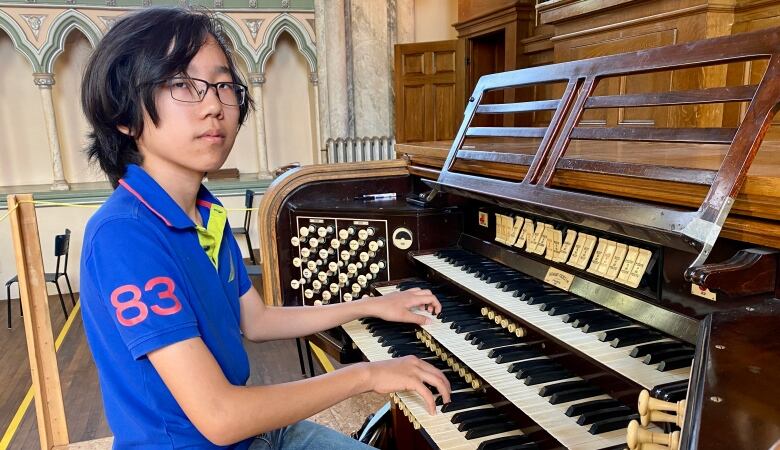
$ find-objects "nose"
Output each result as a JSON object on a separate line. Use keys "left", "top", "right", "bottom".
{"left": 200, "top": 84, "right": 224, "bottom": 118}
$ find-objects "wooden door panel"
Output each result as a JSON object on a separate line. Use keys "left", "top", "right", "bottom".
{"left": 395, "top": 40, "right": 461, "bottom": 143}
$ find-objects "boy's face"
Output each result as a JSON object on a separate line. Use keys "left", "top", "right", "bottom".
{"left": 135, "top": 35, "right": 241, "bottom": 178}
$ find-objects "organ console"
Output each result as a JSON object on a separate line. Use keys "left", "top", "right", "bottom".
{"left": 258, "top": 26, "right": 780, "bottom": 449}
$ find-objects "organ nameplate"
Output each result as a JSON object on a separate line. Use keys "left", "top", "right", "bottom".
{"left": 626, "top": 248, "right": 652, "bottom": 288}
{"left": 606, "top": 243, "right": 628, "bottom": 280}
{"left": 587, "top": 238, "right": 608, "bottom": 273}
{"left": 544, "top": 267, "right": 575, "bottom": 292}
{"left": 616, "top": 246, "right": 639, "bottom": 285}
{"left": 691, "top": 284, "right": 717, "bottom": 301}
{"left": 557, "top": 230, "right": 577, "bottom": 263}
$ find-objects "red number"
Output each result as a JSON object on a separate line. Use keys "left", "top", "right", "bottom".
{"left": 110, "top": 284, "right": 148, "bottom": 326}
{"left": 145, "top": 276, "right": 182, "bottom": 316}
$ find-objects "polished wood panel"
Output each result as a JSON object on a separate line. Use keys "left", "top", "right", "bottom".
{"left": 394, "top": 40, "right": 462, "bottom": 143}
{"left": 257, "top": 160, "right": 409, "bottom": 306}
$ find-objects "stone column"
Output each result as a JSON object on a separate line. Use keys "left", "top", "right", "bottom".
{"left": 34, "top": 73, "right": 69, "bottom": 191}
{"left": 313, "top": 0, "right": 331, "bottom": 153}
{"left": 249, "top": 72, "right": 272, "bottom": 179}
{"left": 309, "top": 72, "right": 325, "bottom": 164}
{"left": 315, "top": 0, "right": 350, "bottom": 139}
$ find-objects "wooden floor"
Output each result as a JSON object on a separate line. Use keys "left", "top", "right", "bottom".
{"left": 0, "top": 280, "right": 380, "bottom": 449}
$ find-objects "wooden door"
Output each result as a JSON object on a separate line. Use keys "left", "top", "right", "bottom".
{"left": 394, "top": 40, "right": 464, "bottom": 143}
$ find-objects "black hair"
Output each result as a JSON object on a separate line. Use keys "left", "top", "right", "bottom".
{"left": 81, "top": 7, "right": 253, "bottom": 188}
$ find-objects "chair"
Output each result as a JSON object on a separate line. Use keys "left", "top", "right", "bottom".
{"left": 6, "top": 229, "right": 75, "bottom": 328}
{"left": 231, "top": 190, "right": 258, "bottom": 265}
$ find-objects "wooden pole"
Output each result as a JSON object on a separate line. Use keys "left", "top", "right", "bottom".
{"left": 8, "top": 194, "right": 69, "bottom": 449}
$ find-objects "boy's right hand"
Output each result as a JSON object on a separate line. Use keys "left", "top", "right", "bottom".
{"left": 364, "top": 356, "right": 451, "bottom": 415}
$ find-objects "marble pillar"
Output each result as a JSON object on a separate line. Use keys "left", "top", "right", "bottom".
{"left": 33, "top": 73, "right": 69, "bottom": 191}
{"left": 249, "top": 73, "right": 272, "bottom": 179}
{"left": 313, "top": 0, "right": 331, "bottom": 151}
{"left": 315, "top": 0, "right": 350, "bottom": 140}
{"left": 350, "top": 0, "right": 393, "bottom": 138}
{"left": 309, "top": 72, "right": 325, "bottom": 163}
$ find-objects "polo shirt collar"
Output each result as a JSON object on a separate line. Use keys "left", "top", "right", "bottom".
{"left": 118, "top": 164, "right": 222, "bottom": 230}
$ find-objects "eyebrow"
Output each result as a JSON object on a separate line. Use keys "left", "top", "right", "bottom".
{"left": 213, "top": 65, "right": 231, "bottom": 75}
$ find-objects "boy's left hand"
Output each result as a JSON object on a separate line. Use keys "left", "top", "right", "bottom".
{"left": 364, "top": 288, "right": 442, "bottom": 326}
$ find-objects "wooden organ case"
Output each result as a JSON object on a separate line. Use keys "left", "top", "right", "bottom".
{"left": 258, "top": 28, "right": 780, "bottom": 450}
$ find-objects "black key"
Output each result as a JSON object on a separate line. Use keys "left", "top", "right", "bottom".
{"left": 588, "top": 414, "right": 639, "bottom": 434}
{"left": 550, "top": 386, "right": 603, "bottom": 404}
{"left": 526, "top": 294, "right": 571, "bottom": 306}
{"left": 643, "top": 348, "right": 695, "bottom": 365}
{"left": 598, "top": 326, "right": 647, "bottom": 342}
{"left": 539, "top": 380, "right": 589, "bottom": 397}
{"left": 436, "top": 391, "right": 482, "bottom": 405}
{"left": 630, "top": 341, "right": 687, "bottom": 358}
{"left": 565, "top": 399, "right": 624, "bottom": 417}
{"left": 561, "top": 310, "right": 608, "bottom": 324}
{"left": 457, "top": 414, "right": 506, "bottom": 432}
{"left": 577, "top": 406, "right": 633, "bottom": 425}
{"left": 611, "top": 332, "right": 663, "bottom": 348}
{"left": 537, "top": 299, "right": 574, "bottom": 312}
{"left": 478, "top": 436, "right": 538, "bottom": 450}
{"left": 485, "top": 272, "right": 519, "bottom": 284}
{"left": 657, "top": 354, "right": 694, "bottom": 371}
{"left": 456, "top": 322, "right": 500, "bottom": 334}
{"left": 467, "top": 329, "right": 509, "bottom": 342}
{"left": 421, "top": 357, "right": 450, "bottom": 371}
{"left": 516, "top": 365, "right": 565, "bottom": 380}
{"left": 525, "top": 370, "right": 570, "bottom": 385}
{"left": 581, "top": 318, "right": 633, "bottom": 333}
{"left": 477, "top": 337, "right": 523, "bottom": 350}
{"left": 548, "top": 302, "right": 598, "bottom": 316}
{"left": 378, "top": 335, "right": 417, "bottom": 347}
{"left": 507, "top": 358, "right": 555, "bottom": 372}
{"left": 451, "top": 408, "right": 501, "bottom": 424}
{"left": 488, "top": 344, "right": 538, "bottom": 358}
{"left": 441, "top": 397, "right": 489, "bottom": 413}
{"left": 495, "top": 349, "right": 541, "bottom": 364}
{"left": 465, "top": 421, "right": 517, "bottom": 439}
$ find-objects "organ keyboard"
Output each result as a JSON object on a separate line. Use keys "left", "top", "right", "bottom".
{"left": 259, "top": 27, "right": 780, "bottom": 449}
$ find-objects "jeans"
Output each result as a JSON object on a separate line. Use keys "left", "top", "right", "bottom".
{"left": 248, "top": 420, "right": 375, "bottom": 450}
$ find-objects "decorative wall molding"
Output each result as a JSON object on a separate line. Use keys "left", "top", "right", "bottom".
{"left": 20, "top": 14, "right": 46, "bottom": 39}
{"left": 243, "top": 18, "right": 263, "bottom": 40}
{"left": 257, "top": 13, "right": 317, "bottom": 74}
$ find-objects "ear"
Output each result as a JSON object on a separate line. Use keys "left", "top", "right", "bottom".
{"left": 117, "top": 125, "right": 133, "bottom": 137}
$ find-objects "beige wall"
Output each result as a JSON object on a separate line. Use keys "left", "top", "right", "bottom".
{"left": 264, "top": 33, "right": 317, "bottom": 170}
{"left": 0, "top": 32, "right": 52, "bottom": 187}
{"left": 54, "top": 31, "right": 104, "bottom": 184}
{"left": 414, "top": 0, "right": 458, "bottom": 42}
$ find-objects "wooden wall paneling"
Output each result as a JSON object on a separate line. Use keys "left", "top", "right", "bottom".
{"left": 7, "top": 194, "right": 69, "bottom": 449}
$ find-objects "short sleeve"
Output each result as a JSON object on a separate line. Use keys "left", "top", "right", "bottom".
{"left": 84, "top": 219, "right": 200, "bottom": 359}
{"left": 228, "top": 232, "right": 253, "bottom": 297}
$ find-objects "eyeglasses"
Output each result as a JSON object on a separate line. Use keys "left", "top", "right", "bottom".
{"left": 162, "top": 76, "right": 247, "bottom": 107}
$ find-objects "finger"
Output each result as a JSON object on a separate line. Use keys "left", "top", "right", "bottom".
{"left": 411, "top": 381, "right": 437, "bottom": 415}
{"left": 405, "top": 310, "right": 431, "bottom": 326}
{"left": 418, "top": 369, "right": 451, "bottom": 405}
{"left": 417, "top": 360, "right": 451, "bottom": 395}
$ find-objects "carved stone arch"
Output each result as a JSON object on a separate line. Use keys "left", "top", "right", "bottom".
{"left": 214, "top": 13, "right": 257, "bottom": 74}
{"left": 40, "top": 10, "right": 102, "bottom": 73}
{"left": 0, "top": 10, "right": 41, "bottom": 71}
{"left": 256, "top": 13, "right": 316, "bottom": 76}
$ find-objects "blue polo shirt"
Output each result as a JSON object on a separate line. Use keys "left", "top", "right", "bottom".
{"left": 80, "top": 164, "right": 254, "bottom": 449}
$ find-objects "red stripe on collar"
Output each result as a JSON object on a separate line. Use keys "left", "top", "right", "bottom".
{"left": 118, "top": 179, "right": 173, "bottom": 227}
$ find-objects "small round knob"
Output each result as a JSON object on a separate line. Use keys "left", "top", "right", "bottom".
{"left": 290, "top": 279, "right": 300, "bottom": 289}
{"left": 300, "top": 248, "right": 310, "bottom": 258}
{"left": 304, "top": 289, "right": 313, "bottom": 299}
{"left": 292, "top": 257, "right": 302, "bottom": 268}
{"left": 378, "top": 260, "right": 386, "bottom": 269}
{"left": 299, "top": 227, "right": 309, "bottom": 237}
{"left": 347, "top": 263, "right": 357, "bottom": 274}
{"left": 306, "top": 260, "right": 317, "bottom": 271}
{"left": 368, "top": 241, "right": 379, "bottom": 252}
{"left": 367, "top": 227, "right": 375, "bottom": 236}
{"left": 312, "top": 280, "right": 322, "bottom": 290}
{"left": 322, "top": 291, "right": 332, "bottom": 302}
{"left": 291, "top": 236, "right": 300, "bottom": 247}
{"left": 340, "top": 250, "right": 350, "bottom": 261}
{"left": 329, "top": 283, "right": 340, "bottom": 293}
{"left": 343, "top": 293, "right": 353, "bottom": 302}
{"left": 317, "top": 227, "right": 327, "bottom": 237}
{"left": 328, "top": 261, "right": 338, "bottom": 272}
{"left": 330, "top": 239, "right": 340, "bottom": 249}
{"left": 349, "top": 240, "right": 360, "bottom": 251}
{"left": 351, "top": 283, "right": 361, "bottom": 293}
{"left": 338, "top": 273, "right": 348, "bottom": 283}
{"left": 358, "top": 229, "right": 368, "bottom": 240}
{"left": 302, "top": 269, "right": 312, "bottom": 279}
{"left": 359, "top": 252, "right": 370, "bottom": 263}
{"left": 369, "top": 263, "right": 379, "bottom": 274}
{"left": 317, "top": 271, "right": 328, "bottom": 282}
{"left": 338, "top": 229, "right": 349, "bottom": 240}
